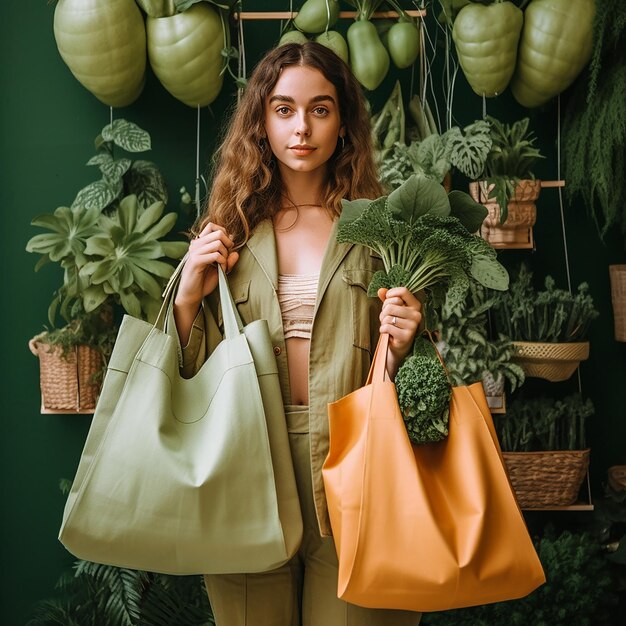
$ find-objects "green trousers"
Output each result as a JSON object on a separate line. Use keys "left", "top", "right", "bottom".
{"left": 204, "top": 406, "right": 422, "bottom": 626}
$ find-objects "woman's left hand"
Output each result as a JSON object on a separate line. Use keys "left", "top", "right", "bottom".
{"left": 378, "top": 287, "right": 422, "bottom": 377}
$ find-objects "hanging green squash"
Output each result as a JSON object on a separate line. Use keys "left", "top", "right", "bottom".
{"left": 294, "top": 0, "right": 341, "bottom": 34}
{"left": 147, "top": 3, "right": 225, "bottom": 108}
{"left": 53, "top": 0, "right": 146, "bottom": 107}
{"left": 315, "top": 31, "right": 349, "bottom": 64}
{"left": 452, "top": 1, "right": 523, "bottom": 97}
{"left": 511, "top": 0, "right": 596, "bottom": 108}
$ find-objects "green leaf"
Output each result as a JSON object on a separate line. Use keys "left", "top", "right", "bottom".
{"left": 144, "top": 212, "right": 178, "bottom": 240}
{"left": 339, "top": 198, "right": 372, "bottom": 225}
{"left": 126, "top": 161, "right": 168, "bottom": 208}
{"left": 86, "top": 153, "right": 113, "bottom": 167}
{"left": 119, "top": 290, "right": 143, "bottom": 318}
{"left": 387, "top": 175, "right": 450, "bottom": 222}
{"left": 445, "top": 121, "right": 492, "bottom": 179}
{"left": 73, "top": 179, "right": 122, "bottom": 211}
{"left": 101, "top": 119, "right": 151, "bottom": 153}
{"left": 130, "top": 265, "right": 163, "bottom": 299}
{"left": 101, "top": 158, "right": 131, "bottom": 181}
{"left": 136, "top": 201, "right": 165, "bottom": 232}
{"left": 447, "top": 190, "right": 487, "bottom": 233}
{"left": 82, "top": 285, "right": 109, "bottom": 312}
{"left": 160, "top": 241, "right": 189, "bottom": 259}
{"left": 30, "top": 212, "right": 67, "bottom": 233}
{"left": 132, "top": 258, "right": 176, "bottom": 279}
{"left": 471, "top": 254, "right": 509, "bottom": 291}
{"left": 84, "top": 235, "right": 114, "bottom": 257}
{"left": 117, "top": 195, "right": 139, "bottom": 233}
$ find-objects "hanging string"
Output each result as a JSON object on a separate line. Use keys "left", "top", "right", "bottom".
{"left": 482, "top": 94, "right": 486, "bottom": 120}
{"left": 109, "top": 106, "right": 113, "bottom": 126}
{"left": 555, "top": 94, "right": 583, "bottom": 395}
{"left": 237, "top": 4, "right": 247, "bottom": 105}
{"left": 195, "top": 104, "right": 202, "bottom": 220}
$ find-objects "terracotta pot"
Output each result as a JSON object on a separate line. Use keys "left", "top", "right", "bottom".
{"left": 470, "top": 179, "right": 541, "bottom": 248}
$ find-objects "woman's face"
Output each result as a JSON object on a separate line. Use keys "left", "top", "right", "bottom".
{"left": 264, "top": 65, "right": 343, "bottom": 177}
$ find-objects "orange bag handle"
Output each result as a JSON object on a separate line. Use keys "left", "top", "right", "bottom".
{"left": 366, "top": 332, "right": 391, "bottom": 385}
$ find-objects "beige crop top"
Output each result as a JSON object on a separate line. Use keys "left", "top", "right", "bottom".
{"left": 277, "top": 273, "right": 319, "bottom": 340}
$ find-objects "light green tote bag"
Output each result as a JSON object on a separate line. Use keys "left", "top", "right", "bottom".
{"left": 59, "top": 262, "right": 303, "bottom": 575}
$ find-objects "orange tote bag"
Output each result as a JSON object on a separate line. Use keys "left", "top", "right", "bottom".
{"left": 322, "top": 333, "right": 545, "bottom": 612}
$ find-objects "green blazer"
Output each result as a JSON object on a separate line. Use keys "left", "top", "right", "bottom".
{"left": 178, "top": 218, "right": 384, "bottom": 536}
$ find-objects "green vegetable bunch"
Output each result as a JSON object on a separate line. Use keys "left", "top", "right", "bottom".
{"left": 494, "top": 394, "right": 594, "bottom": 452}
{"left": 492, "top": 264, "right": 599, "bottom": 342}
{"left": 338, "top": 176, "right": 509, "bottom": 317}
{"left": 395, "top": 335, "right": 451, "bottom": 445}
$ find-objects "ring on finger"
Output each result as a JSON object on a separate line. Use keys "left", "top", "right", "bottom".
{"left": 391, "top": 316, "right": 397, "bottom": 326}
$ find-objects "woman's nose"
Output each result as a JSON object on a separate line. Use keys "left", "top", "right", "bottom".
{"left": 295, "top": 114, "right": 310, "bottom": 136}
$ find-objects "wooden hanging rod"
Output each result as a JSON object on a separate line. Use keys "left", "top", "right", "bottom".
{"left": 235, "top": 10, "right": 426, "bottom": 20}
{"left": 540, "top": 180, "right": 566, "bottom": 188}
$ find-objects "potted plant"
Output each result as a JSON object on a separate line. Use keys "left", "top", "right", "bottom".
{"left": 492, "top": 264, "right": 598, "bottom": 382}
{"left": 469, "top": 115, "right": 544, "bottom": 248}
{"left": 494, "top": 394, "right": 594, "bottom": 508}
{"left": 435, "top": 282, "right": 525, "bottom": 412}
{"left": 373, "top": 82, "right": 492, "bottom": 194}
{"left": 26, "top": 120, "right": 187, "bottom": 413}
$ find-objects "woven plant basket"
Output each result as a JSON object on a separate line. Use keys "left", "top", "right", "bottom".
{"left": 503, "top": 449, "right": 590, "bottom": 508}
{"left": 470, "top": 179, "right": 541, "bottom": 249}
{"left": 29, "top": 338, "right": 103, "bottom": 413}
{"left": 609, "top": 264, "right": 626, "bottom": 342}
{"left": 512, "top": 341, "right": 589, "bottom": 382}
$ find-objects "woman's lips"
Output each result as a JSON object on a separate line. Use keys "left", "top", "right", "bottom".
{"left": 290, "top": 145, "right": 316, "bottom": 155}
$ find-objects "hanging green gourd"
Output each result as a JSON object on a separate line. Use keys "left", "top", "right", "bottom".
{"left": 347, "top": 1, "right": 390, "bottom": 90}
{"left": 146, "top": 2, "right": 225, "bottom": 108}
{"left": 511, "top": 0, "right": 596, "bottom": 108}
{"left": 294, "top": 0, "right": 341, "bottom": 34}
{"left": 452, "top": 1, "right": 523, "bottom": 97}
{"left": 384, "top": 1, "right": 420, "bottom": 69}
{"left": 53, "top": 0, "right": 146, "bottom": 107}
{"left": 315, "top": 31, "right": 349, "bottom": 64}
{"left": 279, "top": 30, "right": 309, "bottom": 45}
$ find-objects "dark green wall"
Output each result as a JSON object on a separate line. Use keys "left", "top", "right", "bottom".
{"left": 1, "top": 2, "right": 624, "bottom": 625}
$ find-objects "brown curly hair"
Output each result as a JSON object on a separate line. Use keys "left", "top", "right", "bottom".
{"left": 193, "top": 42, "right": 384, "bottom": 247}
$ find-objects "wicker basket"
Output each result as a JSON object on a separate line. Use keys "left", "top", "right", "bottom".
{"left": 29, "top": 338, "right": 103, "bottom": 413}
{"left": 512, "top": 341, "right": 589, "bottom": 382}
{"left": 609, "top": 264, "right": 626, "bottom": 342}
{"left": 503, "top": 449, "right": 590, "bottom": 508}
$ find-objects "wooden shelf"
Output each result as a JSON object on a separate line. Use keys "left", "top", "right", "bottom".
{"left": 41, "top": 406, "right": 93, "bottom": 415}
{"left": 522, "top": 503, "right": 594, "bottom": 511}
{"left": 236, "top": 9, "right": 426, "bottom": 20}
{"left": 540, "top": 180, "right": 566, "bottom": 188}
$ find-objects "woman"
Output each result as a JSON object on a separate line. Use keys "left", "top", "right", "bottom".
{"left": 174, "top": 42, "right": 422, "bottom": 626}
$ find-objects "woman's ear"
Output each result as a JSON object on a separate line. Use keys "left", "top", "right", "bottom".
{"left": 339, "top": 127, "right": 345, "bottom": 139}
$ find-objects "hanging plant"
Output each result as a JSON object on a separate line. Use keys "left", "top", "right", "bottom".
{"left": 563, "top": 0, "right": 626, "bottom": 241}
{"left": 53, "top": 0, "right": 146, "bottom": 107}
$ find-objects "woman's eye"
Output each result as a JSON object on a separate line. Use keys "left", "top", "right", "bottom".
{"left": 313, "top": 107, "right": 329, "bottom": 115}
{"left": 276, "top": 106, "right": 291, "bottom": 115}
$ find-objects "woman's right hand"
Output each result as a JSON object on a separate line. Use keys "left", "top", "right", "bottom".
{"left": 175, "top": 222, "right": 240, "bottom": 310}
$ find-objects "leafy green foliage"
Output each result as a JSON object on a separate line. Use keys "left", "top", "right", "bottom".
{"left": 436, "top": 282, "right": 525, "bottom": 391}
{"left": 494, "top": 394, "right": 594, "bottom": 452}
{"left": 492, "top": 264, "right": 599, "bottom": 342}
{"left": 338, "top": 177, "right": 506, "bottom": 314}
{"left": 396, "top": 336, "right": 451, "bottom": 444}
{"left": 76, "top": 119, "right": 167, "bottom": 212}
{"left": 27, "top": 560, "right": 214, "bottom": 626}
{"left": 563, "top": 0, "right": 626, "bottom": 242}
{"left": 421, "top": 527, "right": 616, "bottom": 626}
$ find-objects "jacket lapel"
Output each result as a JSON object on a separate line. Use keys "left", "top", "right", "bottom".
{"left": 315, "top": 219, "right": 353, "bottom": 316}
{"left": 245, "top": 219, "right": 279, "bottom": 291}
{"left": 246, "top": 217, "right": 353, "bottom": 313}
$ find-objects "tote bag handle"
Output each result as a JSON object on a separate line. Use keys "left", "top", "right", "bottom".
{"left": 155, "top": 256, "right": 243, "bottom": 341}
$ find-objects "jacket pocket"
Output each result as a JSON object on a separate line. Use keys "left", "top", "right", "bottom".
{"left": 217, "top": 279, "right": 251, "bottom": 330}
{"left": 342, "top": 268, "right": 375, "bottom": 354}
